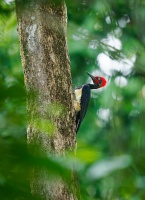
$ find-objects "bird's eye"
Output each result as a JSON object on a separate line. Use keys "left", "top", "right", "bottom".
{"left": 94, "top": 77, "right": 102, "bottom": 87}
{"left": 98, "top": 78, "right": 102, "bottom": 86}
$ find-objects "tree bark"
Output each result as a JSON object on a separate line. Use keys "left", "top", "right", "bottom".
{"left": 15, "top": 0, "right": 78, "bottom": 199}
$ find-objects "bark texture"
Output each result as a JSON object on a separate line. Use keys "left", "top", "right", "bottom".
{"left": 15, "top": 0, "right": 78, "bottom": 199}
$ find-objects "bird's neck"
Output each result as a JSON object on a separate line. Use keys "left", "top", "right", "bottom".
{"left": 88, "top": 84, "right": 99, "bottom": 89}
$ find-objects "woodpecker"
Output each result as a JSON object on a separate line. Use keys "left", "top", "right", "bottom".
{"left": 74, "top": 72, "right": 107, "bottom": 133}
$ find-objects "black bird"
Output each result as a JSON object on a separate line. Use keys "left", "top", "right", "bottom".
{"left": 74, "top": 72, "right": 107, "bottom": 133}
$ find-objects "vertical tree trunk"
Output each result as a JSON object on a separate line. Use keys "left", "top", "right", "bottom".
{"left": 15, "top": 0, "right": 78, "bottom": 199}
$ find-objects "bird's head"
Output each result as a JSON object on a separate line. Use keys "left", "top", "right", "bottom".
{"left": 86, "top": 72, "right": 107, "bottom": 88}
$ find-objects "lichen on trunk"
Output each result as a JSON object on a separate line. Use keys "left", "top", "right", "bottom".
{"left": 15, "top": 0, "right": 79, "bottom": 199}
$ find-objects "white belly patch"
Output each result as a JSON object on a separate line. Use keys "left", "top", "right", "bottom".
{"left": 74, "top": 88, "right": 82, "bottom": 112}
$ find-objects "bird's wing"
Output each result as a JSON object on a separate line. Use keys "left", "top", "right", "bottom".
{"left": 80, "top": 84, "right": 91, "bottom": 121}
{"left": 76, "top": 84, "right": 90, "bottom": 133}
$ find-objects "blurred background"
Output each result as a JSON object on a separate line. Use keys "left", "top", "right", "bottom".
{"left": 1, "top": 0, "right": 145, "bottom": 199}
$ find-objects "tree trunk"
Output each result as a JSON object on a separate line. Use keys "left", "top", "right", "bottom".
{"left": 15, "top": 0, "right": 78, "bottom": 199}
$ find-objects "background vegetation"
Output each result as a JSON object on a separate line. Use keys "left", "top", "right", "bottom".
{"left": 1, "top": 0, "right": 145, "bottom": 199}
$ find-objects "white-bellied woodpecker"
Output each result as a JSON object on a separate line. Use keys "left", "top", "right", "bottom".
{"left": 74, "top": 72, "right": 107, "bottom": 133}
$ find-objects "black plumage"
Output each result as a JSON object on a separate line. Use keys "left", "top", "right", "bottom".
{"left": 75, "top": 85, "right": 90, "bottom": 133}
{"left": 74, "top": 72, "right": 107, "bottom": 134}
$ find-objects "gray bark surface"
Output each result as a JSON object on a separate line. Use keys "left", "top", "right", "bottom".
{"left": 15, "top": 0, "right": 78, "bottom": 199}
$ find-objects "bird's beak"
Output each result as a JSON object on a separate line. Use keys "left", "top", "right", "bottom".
{"left": 86, "top": 72, "right": 95, "bottom": 80}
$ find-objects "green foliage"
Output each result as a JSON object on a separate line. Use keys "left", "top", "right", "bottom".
{"left": 1, "top": 0, "right": 145, "bottom": 199}
{"left": 67, "top": 0, "right": 145, "bottom": 199}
